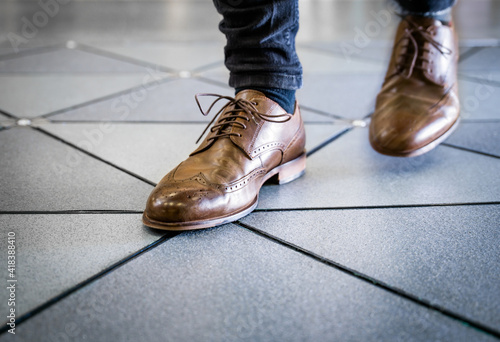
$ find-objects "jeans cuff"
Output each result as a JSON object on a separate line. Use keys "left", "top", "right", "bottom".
{"left": 228, "top": 73, "right": 303, "bottom": 90}
{"left": 392, "top": 0, "right": 456, "bottom": 16}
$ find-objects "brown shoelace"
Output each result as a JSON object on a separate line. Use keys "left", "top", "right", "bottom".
{"left": 194, "top": 93, "right": 292, "bottom": 144}
{"left": 391, "top": 16, "right": 452, "bottom": 79}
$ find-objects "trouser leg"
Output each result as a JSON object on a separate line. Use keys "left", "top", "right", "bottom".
{"left": 213, "top": 0, "right": 302, "bottom": 90}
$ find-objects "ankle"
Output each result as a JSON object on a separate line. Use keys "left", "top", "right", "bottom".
{"left": 235, "top": 87, "right": 296, "bottom": 114}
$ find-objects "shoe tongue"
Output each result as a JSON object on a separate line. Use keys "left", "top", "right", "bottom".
{"left": 404, "top": 15, "right": 442, "bottom": 29}
{"left": 217, "top": 90, "right": 268, "bottom": 136}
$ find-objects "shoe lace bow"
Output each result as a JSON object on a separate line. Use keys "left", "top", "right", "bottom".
{"left": 194, "top": 93, "right": 292, "bottom": 144}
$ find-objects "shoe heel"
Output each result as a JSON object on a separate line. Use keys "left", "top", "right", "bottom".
{"left": 275, "top": 153, "right": 306, "bottom": 185}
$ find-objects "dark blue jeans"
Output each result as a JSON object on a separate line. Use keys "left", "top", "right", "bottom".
{"left": 213, "top": 0, "right": 456, "bottom": 90}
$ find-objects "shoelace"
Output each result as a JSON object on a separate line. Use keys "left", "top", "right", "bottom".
{"left": 194, "top": 93, "right": 292, "bottom": 144}
{"left": 391, "top": 16, "right": 452, "bottom": 79}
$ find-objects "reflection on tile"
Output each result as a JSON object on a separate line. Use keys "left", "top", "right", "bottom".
{"left": 0, "top": 74, "right": 161, "bottom": 118}
{"left": 0, "top": 2, "right": 223, "bottom": 48}
{"left": 88, "top": 41, "right": 225, "bottom": 72}
{"left": 4, "top": 226, "right": 493, "bottom": 342}
{"left": 257, "top": 127, "right": 500, "bottom": 209}
{"left": 40, "top": 122, "right": 350, "bottom": 183}
{"left": 241, "top": 205, "right": 500, "bottom": 329}
{"left": 0, "top": 214, "right": 164, "bottom": 321}
{"left": 0, "top": 48, "right": 151, "bottom": 73}
{"left": 0, "top": 127, "right": 152, "bottom": 211}
{"left": 49, "top": 78, "right": 229, "bottom": 122}
{"left": 446, "top": 122, "right": 500, "bottom": 157}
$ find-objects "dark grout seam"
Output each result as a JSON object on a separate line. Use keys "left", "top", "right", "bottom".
{"left": 195, "top": 75, "right": 233, "bottom": 89}
{"left": 0, "top": 109, "right": 19, "bottom": 120}
{"left": 192, "top": 60, "right": 225, "bottom": 73}
{"left": 306, "top": 127, "right": 353, "bottom": 157}
{"left": 0, "top": 210, "right": 143, "bottom": 215}
{"left": 45, "top": 119, "right": 336, "bottom": 125}
{"left": 458, "top": 74, "right": 500, "bottom": 88}
{"left": 458, "top": 46, "right": 485, "bottom": 63}
{"left": 253, "top": 201, "right": 500, "bottom": 213}
{"left": 33, "top": 127, "right": 156, "bottom": 187}
{"left": 0, "top": 43, "right": 64, "bottom": 62}
{"left": 443, "top": 143, "right": 500, "bottom": 159}
{"left": 40, "top": 76, "right": 174, "bottom": 119}
{"left": 298, "top": 104, "right": 353, "bottom": 122}
{"left": 3, "top": 202, "right": 498, "bottom": 216}
{"left": 0, "top": 232, "right": 180, "bottom": 335}
{"left": 75, "top": 43, "right": 175, "bottom": 73}
{"left": 235, "top": 221, "right": 500, "bottom": 339}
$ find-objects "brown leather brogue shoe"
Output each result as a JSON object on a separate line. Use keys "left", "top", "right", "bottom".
{"left": 369, "top": 15, "right": 460, "bottom": 157}
{"left": 143, "top": 90, "right": 306, "bottom": 230}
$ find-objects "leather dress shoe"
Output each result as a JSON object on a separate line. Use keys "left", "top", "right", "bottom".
{"left": 143, "top": 90, "right": 306, "bottom": 230}
{"left": 369, "top": 15, "right": 460, "bottom": 157}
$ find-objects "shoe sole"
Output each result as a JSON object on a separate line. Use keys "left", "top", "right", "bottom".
{"left": 370, "top": 117, "right": 460, "bottom": 158}
{"left": 142, "top": 153, "right": 307, "bottom": 231}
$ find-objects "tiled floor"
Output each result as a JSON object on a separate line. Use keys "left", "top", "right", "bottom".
{"left": 0, "top": 0, "right": 499, "bottom": 341}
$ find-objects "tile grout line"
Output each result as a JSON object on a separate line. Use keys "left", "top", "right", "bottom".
{"left": 457, "top": 46, "right": 486, "bottom": 63}
{"left": 0, "top": 232, "right": 180, "bottom": 335}
{"left": 306, "top": 127, "right": 353, "bottom": 157}
{"left": 75, "top": 43, "right": 176, "bottom": 73}
{"left": 235, "top": 221, "right": 500, "bottom": 340}
{"left": 33, "top": 127, "right": 157, "bottom": 187}
{"left": 458, "top": 74, "right": 500, "bottom": 88}
{"left": 43, "top": 119, "right": 339, "bottom": 125}
{"left": 0, "top": 43, "right": 65, "bottom": 62}
{"left": 443, "top": 143, "right": 500, "bottom": 159}
{"left": 252, "top": 201, "right": 500, "bottom": 213}
{"left": 0, "top": 210, "right": 143, "bottom": 215}
{"left": 2, "top": 202, "right": 499, "bottom": 216}
{"left": 40, "top": 76, "right": 174, "bottom": 120}
{"left": 294, "top": 104, "right": 353, "bottom": 122}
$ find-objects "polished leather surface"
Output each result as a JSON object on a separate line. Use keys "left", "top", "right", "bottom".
{"left": 369, "top": 15, "right": 460, "bottom": 157}
{"left": 143, "top": 90, "right": 306, "bottom": 230}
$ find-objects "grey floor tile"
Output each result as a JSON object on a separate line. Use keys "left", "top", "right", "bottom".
{"left": 0, "top": 74, "right": 163, "bottom": 118}
{"left": 0, "top": 127, "right": 152, "bottom": 211}
{"left": 454, "top": 2, "right": 500, "bottom": 41}
{"left": 0, "top": 47, "right": 154, "bottom": 73}
{"left": 49, "top": 78, "right": 229, "bottom": 122}
{"left": 240, "top": 205, "right": 500, "bottom": 330}
{"left": 1, "top": 226, "right": 494, "bottom": 342}
{"left": 298, "top": 47, "right": 385, "bottom": 75}
{"left": 88, "top": 41, "right": 225, "bottom": 72}
{"left": 459, "top": 79, "right": 500, "bottom": 120}
{"left": 306, "top": 43, "right": 474, "bottom": 66}
{"left": 199, "top": 47, "right": 385, "bottom": 87}
{"left": 39, "top": 122, "right": 350, "bottom": 183}
{"left": 0, "top": 214, "right": 164, "bottom": 321}
{"left": 459, "top": 47, "right": 500, "bottom": 82}
{"left": 0, "top": 114, "right": 15, "bottom": 129}
{"left": 298, "top": 74, "right": 383, "bottom": 119}
{"left": 302, "top": 44, "right": 393, "bottom": 65}
{"left": 256, "top": 127, "right": 500, "bottom": 210}
{"left": 446, "top": 122, "right": 500, "bottom": 157}
{"left": 49, "top": 78, "right": 333, "bottom": 123}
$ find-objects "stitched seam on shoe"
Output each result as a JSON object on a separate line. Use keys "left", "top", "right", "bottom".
{"left": 251, "top": 142, "right": 286, "bottom": 158}
{"left": 222, "top": 168, "right": 267, "bottom": 193}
